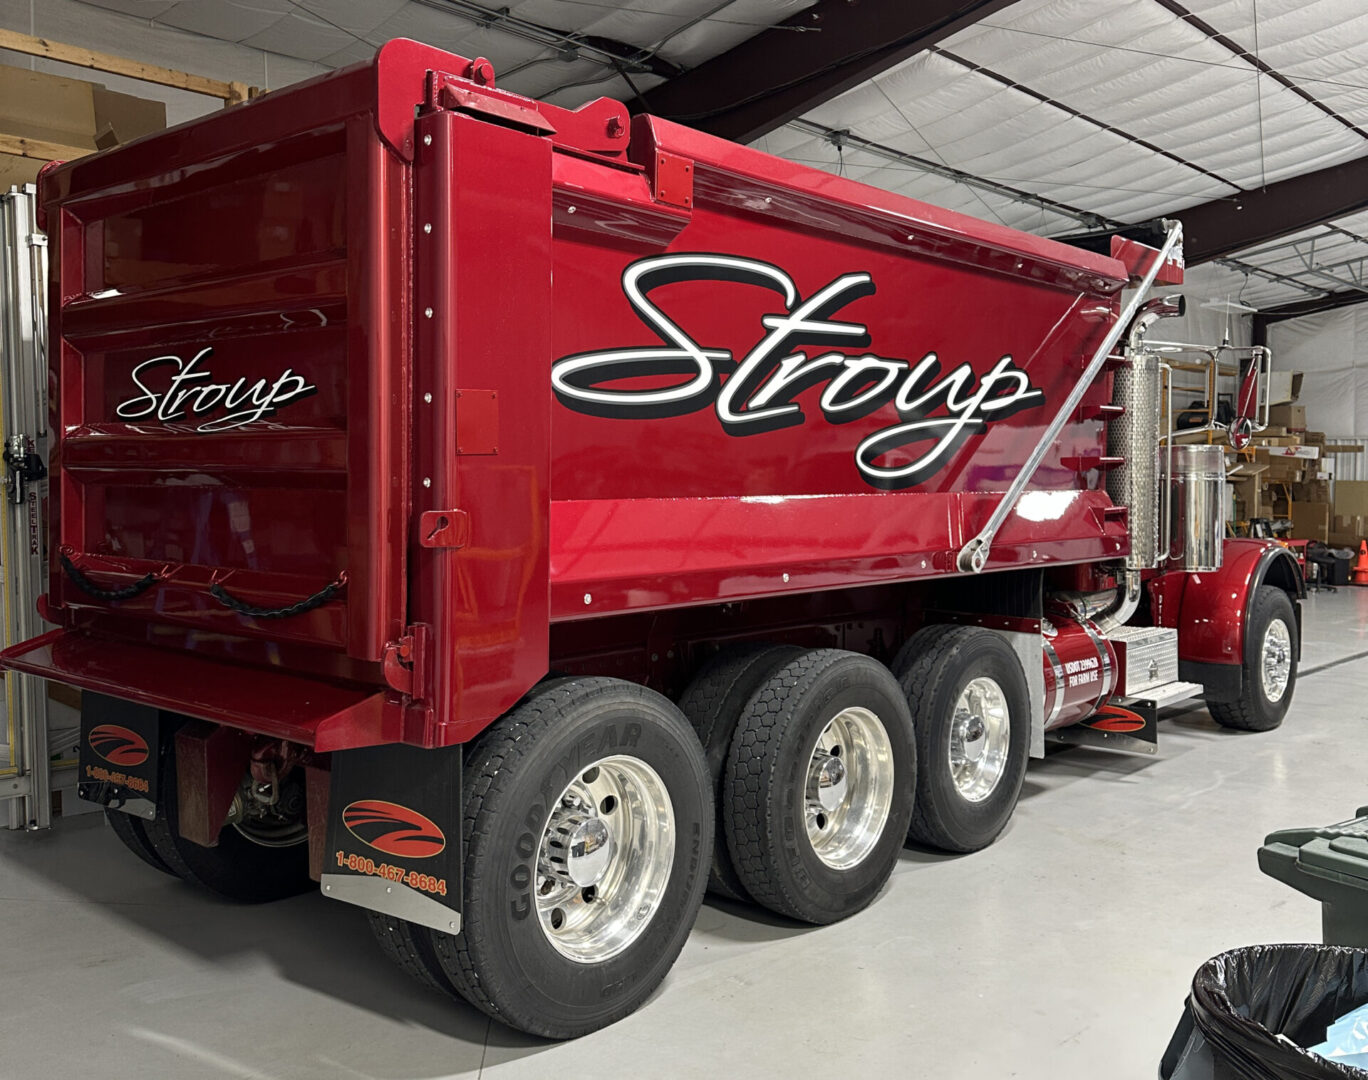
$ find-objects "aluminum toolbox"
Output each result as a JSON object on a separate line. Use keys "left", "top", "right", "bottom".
{"left": 1107, "top": 625, "right": 1179, "bottom": 697}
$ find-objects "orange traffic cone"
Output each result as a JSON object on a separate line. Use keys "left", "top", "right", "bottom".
{"left": 1353, "top": 541, "right": 1368, "bottom": 585}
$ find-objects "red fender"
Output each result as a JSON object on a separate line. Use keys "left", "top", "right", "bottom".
{"left": 1148, "top": 539, "right": 1303, "bottom": 699}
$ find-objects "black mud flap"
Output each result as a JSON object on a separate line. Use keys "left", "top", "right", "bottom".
{"left": 77, "top": 693, "right": 162, "bottom": 820}
{"left": 322, "top": 743, "right": 463, "bottom": 935}
{"left": 1046, "top": 699, "right": 1159, "bottom": 756}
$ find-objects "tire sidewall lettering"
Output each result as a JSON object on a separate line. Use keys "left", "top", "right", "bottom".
{"left": 491, "top": 709, "right": 706, "bottom": 1008}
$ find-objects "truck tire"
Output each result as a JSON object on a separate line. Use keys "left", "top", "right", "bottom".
{"left": 894, "top": 626, "right": 1030, "bottom": 854}
{"left": 141, "top": 744, "right": 313, "bottom": 903}
{"left": 428, "top": 677, "right": 712, "bottom": 1039}
{"left": 367, "top": 912, "right": 460, "bottom": 996}
{"left": 677, "top": 642, "right": 802, "bottom": 902}
{"left": 105, "top": 808, "right": 176, "bottom": 876}
{"left": 1207, "top": 585, "right": 1298, "bottom": 733}
{"left": 723, "top": 649, "right": 916, "bottom": 925}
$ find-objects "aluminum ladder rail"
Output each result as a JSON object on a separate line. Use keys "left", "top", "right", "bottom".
{"left": 0, "top": 185, "right": 54, "bottom": 831}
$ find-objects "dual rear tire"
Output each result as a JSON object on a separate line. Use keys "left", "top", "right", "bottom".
{"left": 720, "top": 649, "right": 918, "bottom": 924}
{"left": 104, "top": 738, "right": 312, "bottom": 903}
{"left": 892, "top": 626, "right": 1032, "bottom": 853}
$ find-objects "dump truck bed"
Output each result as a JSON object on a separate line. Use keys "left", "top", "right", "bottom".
{"left": 6, "top": 40, "right": 1133, "bottom": 750}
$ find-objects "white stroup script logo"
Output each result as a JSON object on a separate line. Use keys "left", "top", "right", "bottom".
{"left": 116, "top": 347, "right": 318, "bottom": 433}
{"left": 551, "top": 253, "right": 1047, "bottom": 490}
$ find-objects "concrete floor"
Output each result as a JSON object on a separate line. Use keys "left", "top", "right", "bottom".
{"left": 3, "top": 589, "right": 1367, "bottom": 1079}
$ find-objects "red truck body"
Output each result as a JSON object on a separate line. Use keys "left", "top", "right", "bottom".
{"left": 0, "top": 41, "right": 1303, "bottom": 1038}
{"left": 10, "top": 40, "right": 1146, "bottom": 742}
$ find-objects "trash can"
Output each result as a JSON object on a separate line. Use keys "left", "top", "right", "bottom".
{"left": 1260, "top": 809, "right": 1368, "bottom": 947}
{"left": 1160, "top": 945, "right": 1368, "bottom": 1079}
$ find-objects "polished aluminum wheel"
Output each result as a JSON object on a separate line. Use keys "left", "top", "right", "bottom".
{"left": 804, "top": 707, "right": 895, "bottom": 871}
{"left": 1261, "top": 618, "right": 1293, "bottom": 704}
{"left": 535, "top": 755, "right": 674, "bottom": 964}
{"left": 949, "top": 677, "right": 1010, "bottom": 803}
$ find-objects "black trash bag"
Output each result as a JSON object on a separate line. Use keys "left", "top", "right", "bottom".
{"left": 1161, "top": 945, "right": 1368, "bottom": 1079}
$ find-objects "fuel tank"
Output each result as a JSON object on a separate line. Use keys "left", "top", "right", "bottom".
{"left": 1042, "top": 614, "right": 1119, "bottom": 730}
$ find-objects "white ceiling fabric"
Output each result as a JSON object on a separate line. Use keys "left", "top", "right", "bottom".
{"left": 1186, "top": 0, "right": 1368, "bottom": 130}
{"left": 68, "top": 0, "right": 1368, "bottom": 312}
{"left": 71, "top": 0, "right": 813, "bottom": 104}
{"left": 772, "top": 0, "right": 1368, "bottom": 311}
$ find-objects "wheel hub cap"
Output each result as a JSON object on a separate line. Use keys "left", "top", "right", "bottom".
{"left": 545, "top": 811, "right": 615, "bottom": 888}
{"left": 803, "top": 706, "right": 895, "bottom": 871}
{"left": 949, "top": 677, "right": 1010, "bottom": 804}
{"left": 1261, "top": 619, "right": 1292, "bottom": 703}
{"left": 534, "top": 755, "right": 674, "bottom": 964}
{"left": 960, "top": 716, "right": 987, "bottom": 763}
{"left": 810, "top": 752, "right": 848, "bottom": 812}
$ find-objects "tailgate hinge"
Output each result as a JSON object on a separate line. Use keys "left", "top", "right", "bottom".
{"left": 424, "top": 65, "right": 557, "bottom": 135}
{"left": 383, "top": 623, "right": 431, "bottom": 700}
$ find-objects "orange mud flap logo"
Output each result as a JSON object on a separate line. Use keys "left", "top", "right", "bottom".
{"left": 88, "top": 724, "right": 150, "bottom": 767}
{"left": 342, "top": 800, "right": 446, "bottom": 858}
{"left": 1080, "top": 701, "right": 1159, "bottom": 749}
{"left": 324, "top": 745, "right": 463, "bottom": 933}
{"left": 78, "top": 695, "right": 161, "bottom": 811}
{"left": 1084, "top": 706, "right": 1148, "bottom": 734}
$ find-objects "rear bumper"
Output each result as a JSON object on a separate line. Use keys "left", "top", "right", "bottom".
{"left": 1, "top": 628, "right": 399, "bottom": 752}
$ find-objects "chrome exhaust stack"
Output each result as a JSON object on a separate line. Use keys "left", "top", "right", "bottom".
{"left": 1108, "top": 293, "right": 1185, "bottom": 573}
{"left": 1097, "top": 293, "right": 1186, "bottom": 631}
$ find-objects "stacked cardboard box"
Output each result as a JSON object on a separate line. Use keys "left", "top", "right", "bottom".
{"left": 1331, "top": 481, "right": 1368, "bottom": 548}
{"left": 1215, "top": 370, "right": 1368, "bottom": 544}
{"left": 0, "top": 65, "right": 165, "bottom": 189}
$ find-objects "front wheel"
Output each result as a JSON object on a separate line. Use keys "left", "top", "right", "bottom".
{"left": 1207, "top": 585, "right": 1298, "bottom": 732}
{"left": 428, "top": 678, "right": 711, "bottom": 1039}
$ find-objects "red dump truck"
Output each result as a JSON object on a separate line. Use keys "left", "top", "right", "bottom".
{"left": 3, "top": 40, "right": 1302, "bottom": 1037}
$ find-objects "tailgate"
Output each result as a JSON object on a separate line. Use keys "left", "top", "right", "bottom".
{"left": 42, "top": 54, "right": 415, "bottom": 660}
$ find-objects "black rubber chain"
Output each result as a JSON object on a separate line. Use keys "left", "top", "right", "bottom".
{"left": 60, "top": 553, "right": 160, "bottom": 602}
{"left": 209, "top": 574, "right": 345, "bottom": 620}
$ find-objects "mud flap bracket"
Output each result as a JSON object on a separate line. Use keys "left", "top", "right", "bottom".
{"left": 1046, "top": 699, "right": 1159, "bottom": 755}
{"left": 321, "top": 742, "right": 462, "bottom": 934}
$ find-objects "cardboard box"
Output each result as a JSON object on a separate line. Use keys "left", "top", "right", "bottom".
{"left": 1231, "top": 476, "right": 1263, "bottom": 520}
{"left": 91, "top": 85, "right": 165, "bottom": 148}
{"left": 1268, "top": 404, "right": 1307, "bottom": 429}
{"left": 1257, "top": 447, "right": 1314, "bottom": 484}
{"left": 1294, "top": 480, "right": 1331, "bottom": 503}
{"left": 1329, "top": 515, "right": 1367, "bottom": 548}
{"left": 1291, "top": 500, "right": 1330, "bottom": 543}
{"left": 1304, "top": 430, "right": 1327, "bottom": 446}
{"left": 1267, "top": 371, "right": 1304, "bottom": 406}
{"left": 1335, "top": 480, "right": 1368, "bottom": 519}
{"left": 1261, "top": 445, "right": 1320, "bottom": 460}
{"left": 0, "top": 64, "right": 165, "bottom": 186}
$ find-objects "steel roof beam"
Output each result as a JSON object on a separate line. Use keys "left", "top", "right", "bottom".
{"left": 1253, "top": 289, "right": 1368, "bottom": 338}
{"left": 639, "top": 0, "right": 1018, "bottom": 143}
{"left": 1173, "top": 157, "right": 1368, "bottom": 265}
